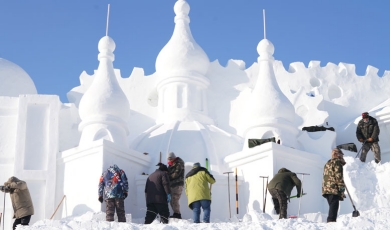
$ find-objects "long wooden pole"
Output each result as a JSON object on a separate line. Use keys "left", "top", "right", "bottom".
{"left": 2, "top": 190, "right": 5, "bottom": 230}
{"left": 260, "top": 176, "right": 269, "bottom": 213}
{"left": 50, "top": 195, "right": 66, "bottom": 220}
{"left": 235, "top": 168, "right": 239, "bottom": 215}
{"left": 264, "top": 177, "right": 268, "bottom": 213}
{"left": 224, "top": 171, "right": 234, "bottom": 219}
{"left": 206, "top": 158, "right": 212, "bottom": 192}
{"left": 296, "top": 173, "right": 310, "bottom": 217}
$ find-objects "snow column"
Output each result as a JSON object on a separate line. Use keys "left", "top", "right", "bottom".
{"left": 241, "top": 39, "right": 297, "bottom": 148}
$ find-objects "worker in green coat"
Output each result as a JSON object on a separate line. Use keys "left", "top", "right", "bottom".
{"left": 268, "top": 168, "right": 302, "bottom": 219}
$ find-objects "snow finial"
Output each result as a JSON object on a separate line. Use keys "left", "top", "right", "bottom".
{"left": 263, "top": 9, "right": 266, "bottom": 39}
{"left": 174, "top": 0, "right": 190, "bottom": 23}
{"left": 98, "top": 36, "right": 115, "bottom": 62}
{"left": 106, "top": 4, "right": 111, "bottom": 36}
{"left": 257, "top": 39, "right": 274, "bottom": 60}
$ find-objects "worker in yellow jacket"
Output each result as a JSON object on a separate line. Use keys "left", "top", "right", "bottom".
{"left": 185, "top": 162, "right": 215, "bottom": 223}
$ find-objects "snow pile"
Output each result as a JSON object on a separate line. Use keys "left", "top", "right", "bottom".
{"left": 18, "top": 208, "right": 390, "bottom": 229}
{"left": 16, "top": 157, "right": 390, "bottom": 230}
{"left": 343, "top": 156, "right": 390, "bottom": 212}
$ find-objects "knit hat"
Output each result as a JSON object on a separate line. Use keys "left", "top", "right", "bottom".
{"left": 193, "top": 162, "right": 201, "bottom": 168}
{"left": 362, "top": 112, "right": 369, "bottom": 118}
{"left": 156, "top": 163, "right": 168, "bottom": 171}
{"left": 167, "top": 152, "right": 176, "bottom": 159}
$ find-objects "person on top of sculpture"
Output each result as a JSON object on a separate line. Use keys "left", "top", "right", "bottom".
{"left": 322, "top": 148, "right": 346, "bottom": 223}
{"left": 144, "top": 163, "right": 171, "bottom": 224}
{"left": 0, "top": 176, "right": 34, "bottom": 230}
{"left": 267, "top": 168, "right": 302, "bottom": 219}
{"left": 167, "top": 152, "right": 185, "bottom": 219}
{"left": 356, "top": 112, "right": 381, "bottom": 163}
{"left": 98, "top": 164, "right": 129, "bottom": 222}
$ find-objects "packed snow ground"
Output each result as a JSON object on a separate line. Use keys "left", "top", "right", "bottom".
{"left": 17, "top": 156, "right": 390, "bottom": 230}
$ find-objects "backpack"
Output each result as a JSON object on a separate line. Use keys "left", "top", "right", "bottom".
{"left": 248, "top": 137, "right": 276, "bottom": 148}
{"left": 337, "top": 143, "right": 357, "bottom": 152}
{"left": 302, "top": 126, "right": 335, "bottom": 132}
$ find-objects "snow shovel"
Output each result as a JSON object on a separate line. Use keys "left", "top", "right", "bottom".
{"left": 290, "top": 193, "right": 307, "bottom": 199}
{"left": 355, "top": 140, "right": 366, "bottom": 158}
{"left": 345, "top": 186, "right": 360, "bottom": 217}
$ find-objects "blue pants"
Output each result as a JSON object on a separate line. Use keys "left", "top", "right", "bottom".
{"left": 191, "top": 199, "right": 211, "bottom": 223}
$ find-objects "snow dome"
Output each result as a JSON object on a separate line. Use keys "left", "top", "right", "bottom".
{"left": 155, "top": 0, "right": 210, "bottom": 80}
{"left": 0, "top": 58, "right": 37, "bottom": 96}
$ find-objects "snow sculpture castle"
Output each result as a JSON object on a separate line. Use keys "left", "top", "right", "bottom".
{"left": 1, "top": 0, "right": 390, "bottom": 226}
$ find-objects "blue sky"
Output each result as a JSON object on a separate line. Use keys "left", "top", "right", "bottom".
{"left": 1, "top": 1, "right": 389, "bottom": 103}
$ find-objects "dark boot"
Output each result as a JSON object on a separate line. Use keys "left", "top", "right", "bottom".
{"left": 170, "top": 213, "right": 182, "bottom": 219}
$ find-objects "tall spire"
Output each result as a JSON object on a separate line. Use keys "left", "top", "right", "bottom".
{"left": 106, "top": 4, "right": 111, "bottom": 36}
{"left": 78, "top": 36, "right": 130, "bottom": 148}
{"left": 241, "top": 36, "right": 297, "bottom": 148}
{"left": 154, "top": 0, "right": 212, "bottom": 124}
{"left": 263, "top": 9, "right": 266, "bottom": 39}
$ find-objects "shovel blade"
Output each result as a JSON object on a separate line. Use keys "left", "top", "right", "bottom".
{"left": 352, "top": 210, "right": 360, "bottom": 217}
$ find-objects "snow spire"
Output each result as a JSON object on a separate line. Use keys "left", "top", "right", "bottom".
{"left": 78, "top": 36, "right": 130, "bottom": 148}
{"left": 241, "top": 37, "right": 297, "bottom": 148}
{"left": 154, "top": 0, "right": 212, "bottom": 124}
{"left": 106, "top": 4, "right": 110, "bottom": 36}
{"left": 263, "top": 9, "right": 266, "bottom": 39}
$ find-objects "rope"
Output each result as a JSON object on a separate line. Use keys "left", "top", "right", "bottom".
{"left": 140, "top": 208, "right": 170, "bottom": 223}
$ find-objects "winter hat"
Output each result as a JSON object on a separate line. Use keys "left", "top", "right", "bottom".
{"left": 331, "top": 148, "right": 344, "bottom": 159}
{"left": 156, "top": 163, "right": 168, "bottom": 171}
{"left": 193, "top": 162, "right": 201, "bottom": 168}
{"left": 362, "top": 112, "right": 369, "bottom": 118}
{"left": 278, "top": 168, "right": 291, "bottom": 173}
{"left": 167, "top": 152, "right": 176, "bottom": 159}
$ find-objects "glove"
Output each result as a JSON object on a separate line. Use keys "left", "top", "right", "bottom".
{"left": 0, "top": 186, "right": 9, "bottom": 192}
{"left": 297, "top": 189, "right": 303, "bottom": 198}
{"left": 167, "top": 194, "right": 171, "bottom": 203}
{"left": 358, "top": 138, "right": 364, "bottom": 142}
{"left": 339, "top": 187, "right": 345, "bottom": 193}
{"left": 98, "top": 196, "right": 103, "bottom": 203}
{"left": 124, "top": 192, "right": 128, "bottom": 199}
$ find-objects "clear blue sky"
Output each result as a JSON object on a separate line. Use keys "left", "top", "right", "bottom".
{"left": 1, "top": 1, "right": 389, "bottom": 103}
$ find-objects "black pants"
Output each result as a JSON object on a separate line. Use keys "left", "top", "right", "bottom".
{"left": 145, "top": 203, "right": 170, "bottom": 224}
{"left": 268, "top": 188, "right": 288, "bottom": 219}
{"left": 13, "top": 215, "right": 31, "bottom": 230}
{"left": 324, "top": 194, "right": 340, "bottom": 222}
{"left": 106, "top": 198, "right": 126, "bottom": 222}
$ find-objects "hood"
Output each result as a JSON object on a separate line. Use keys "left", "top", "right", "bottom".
{"left": 278, "top": 168, "right": 291, "bottom": 173}
{"left": 109, "top": 164, "right": 121, "bottom": 173}
{"left": 7, "top": 176, "right": 20, "bottom": 183}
